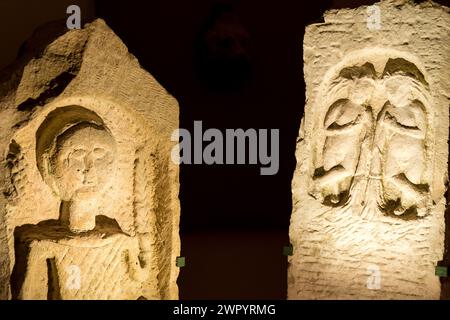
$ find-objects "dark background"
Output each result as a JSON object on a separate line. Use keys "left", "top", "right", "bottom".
{"left": 1, "top": 0, "right": 449, "bottom": 299}
{"left": 94, "top": 0, "right": 334, "bottom": 299}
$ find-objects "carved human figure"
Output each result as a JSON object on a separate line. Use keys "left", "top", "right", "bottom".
{"left": 11, "top": 122, "right": 151, "bottom": 300}
{"left": 310, "top": 59, "right": 430, "bottom": 217}
{"left": 53, "top": 123, "right": 117, "bottom": 232}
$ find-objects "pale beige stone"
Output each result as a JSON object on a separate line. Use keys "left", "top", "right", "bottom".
{"left": 289, "top": 0, "right": 450, "bottom": 299}
{"left": 0, "top": 19, "right": 180, "bottom": 300}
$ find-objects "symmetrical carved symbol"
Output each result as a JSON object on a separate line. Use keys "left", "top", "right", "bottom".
{"left": 310, "top": 58, "right": 431, "bottom": 218}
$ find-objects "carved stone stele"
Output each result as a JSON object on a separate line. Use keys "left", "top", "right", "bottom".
{"left": 289, "top": 0, "right": 450, "bottom": 299}
{"left": 0, "top": 19, "right": 180, "bottom": 300}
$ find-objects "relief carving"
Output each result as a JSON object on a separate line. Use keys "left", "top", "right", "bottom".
{"left": 0, "top": 19, "right": 180, "bottom": 300}
{"left": 310, "top": 58, "right": 432, "bottom": 218}
{"left": 11, "top": 120, "right": 152, "bottom": 299}
{"left": 289, "top": 0, "right": 449, "bottom": 300}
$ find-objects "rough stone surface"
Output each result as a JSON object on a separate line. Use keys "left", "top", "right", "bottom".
{"left": 289, "top": 0, "right": 450, "bottom": 299}
{"left": 0, "top": 19, "right": 180, "bottom": 300}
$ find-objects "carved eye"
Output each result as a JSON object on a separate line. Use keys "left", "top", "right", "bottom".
{"left": 93, "top": 147, "right": 106, "bottom": 158}
{"left": 70, "top": 149, "right": 87, "bottom": 159}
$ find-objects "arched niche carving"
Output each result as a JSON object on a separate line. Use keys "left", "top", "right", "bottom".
{"left": 4, "top": 97, "right": 176, "bottom": 300}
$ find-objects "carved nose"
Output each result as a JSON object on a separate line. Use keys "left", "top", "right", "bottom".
{"left": 82, "top": 155, "right": 94, "bottom": 173}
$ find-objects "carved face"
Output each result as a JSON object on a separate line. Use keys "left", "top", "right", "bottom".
{"left": 311, "top": 58, "right": 430, "bottom": 217}
{"left": 51, "top": 124, "right": 116, "bottom": 201}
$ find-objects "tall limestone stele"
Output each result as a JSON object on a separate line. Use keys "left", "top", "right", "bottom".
{"left": 289, "top": 0, "right": 450, "bottom": 299}
{"left": 0, "top": 19, "right": 180, "bottom": 300}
